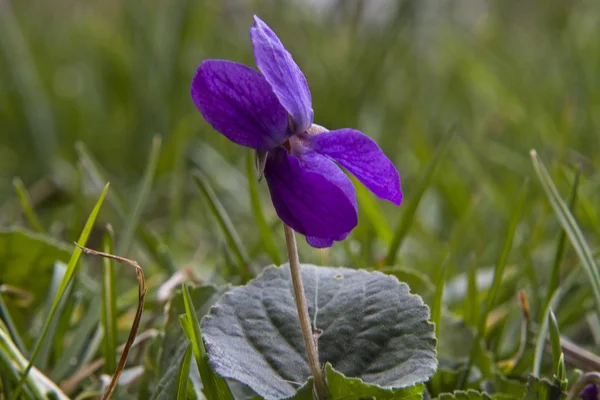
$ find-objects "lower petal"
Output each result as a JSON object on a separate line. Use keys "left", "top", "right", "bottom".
{"left": 306, "top": 230, "right": 351, "bottom": 248}
{"left": 264, "top": 148, "right": 357, "bottom": 243}
{"left": 310, "top": 128, "right": 402, "bottom": 205}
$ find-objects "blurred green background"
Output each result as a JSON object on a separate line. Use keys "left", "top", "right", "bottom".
{"left": 2, "top": 0, "right": 600, "bottom": 397}
{"left": 1, "top": 0, "right": 600, "bottom": 355}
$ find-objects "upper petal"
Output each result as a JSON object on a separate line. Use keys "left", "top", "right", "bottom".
{"left": 191, "top": 59, "right": 290, "bottom": 151}
{"left": 250, "top": 16, "right": 313, "bottom": 133}
{"left": 264, "top": 148, "right": 357, "bottom": 243}
{"left": 310, "top": 128, "right": 402, "bottom": 205}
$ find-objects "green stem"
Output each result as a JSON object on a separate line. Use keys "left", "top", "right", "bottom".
{"left": 283, "top": 224, "right": 329, "bottom": 400}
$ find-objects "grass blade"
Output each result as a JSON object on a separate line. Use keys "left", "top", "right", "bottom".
{"left": 465, "top": 254, "right": 479, "bottom": 327}
{"left": 117, "top": 135, "right": 162, "bottom": 255}
{"left": 460, "top": 180, "right": 528, "bottom": 388}
{"left": 77, "top": 246, "right": 146, "bottom": 400}
{"left": 246, "top": 151, "right": 281, "bottom": 265}
{"left": 101, "top": 225, "right": 118, "bottom": 373}
{"left": 384, "top": 128, "right": 455, "bottom": 266}
{"left": 530, "top": 150, "right": 600, "bottom": 314}
{"left": 428, "top": 256, "right": 450, "bottom": 396}
{"left": 10, "top": 183, "right": 110, "bottom": 400}
{"left": 193, "top": 170, "right": 252, "bottom": 280}
{"left": 0, "top": 293, "right": 26, "bottom": 355}
{"left": 541, "top": 169, "right": 580, "bottom": 319}
{"left": 532, "top": 271, "right": 577, "bottom": 376}
{"left": 76, "top": 141, "right": 176, "bottom": 274}
{"left": 175, "top": 343, "right": 193, "bottom": 400}
{"left": 12, "top": 178, "right": 44, "bottom": 233}
{"left": 181, "top": 284, "right": 234, "bottom": 400}
{"left": 548, "top": 310, "right": 561, "bottom": 370}
{"left": 353, "top": 176, "right": 392, "bottom": 245}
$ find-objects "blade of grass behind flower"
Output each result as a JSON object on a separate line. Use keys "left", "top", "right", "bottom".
{"left": 76, "top": 246, "right": 146, "bottom": 400}
{"left": 428, "top": 256, "right": 450, "bottom": 396}
{"left": 175, "top": 343, "right": 193, "bottom": 400}
{"left": 246, "top": 151, "right": 281, "bottom": 265}
{"left": 12, "top": 178, "right": 44, "bottom": 233}
{"left": 460, "top": 180, "right": 528, "bottom": 388}
{"left": 101, "top": 225, "right": 118, "bottom": 373}
{"left": 181, "top": 284, "right": 234, "bottom": 400}
{"left": 531, "top": 150, "right": 600, "bottom": 314}
{"left": 0, "top": 1, "right": 58, "bottom": 169}
{"left": 384, "top": 127, "right": 455, "bottom": 266}
{"left": 193, "top": 171, "right": 252, "bottom": 281}
{"left": 541, "top": 169, "right": 580, "bottom": 319}
{"left": 117, "top": 135, "right": 162, "bottom": 255}
{"left": 533, "top": 271, "right": 577, "bottom": 376}
{"left": 353, "top": 176, "right": 392, "bottom": 245}
{"left": 76, "top": 141, "right": 176, "bottom": 274}
{"left": 36, "top": 263, "right": 72, "bottom": 371}
{"left": 9, "top": 183, "right": 110, "bottom": 400}
{"left": 0, "top": 293, "right": 26, "bottom": 355}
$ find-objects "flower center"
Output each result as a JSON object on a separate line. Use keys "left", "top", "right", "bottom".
{"left": 283, "top": 123, "right": 328, "bottom": 156}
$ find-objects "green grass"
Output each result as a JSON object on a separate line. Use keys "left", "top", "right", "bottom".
{"left": 1, "top": 0, "right": 600, "bottom": 398}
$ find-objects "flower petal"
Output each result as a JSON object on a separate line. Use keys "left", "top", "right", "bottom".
{"left": 250, "top": 16, "right": 313, "bottom": 133}
{"left": 191, "top": 59, "right": 290, "bottom": 151}
{"left": 264, "top": 148, "right": 357, "bottom": 244}
{"left": 311, "top": 128, "right": 402, "bottom": 205}
{"left": 306, "top": 230, "right": 351, "bottom": 248}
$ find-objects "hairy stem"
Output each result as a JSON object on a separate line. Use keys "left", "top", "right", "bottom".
{"left": 283, "top": 224, "right": 328, "bottom": 399}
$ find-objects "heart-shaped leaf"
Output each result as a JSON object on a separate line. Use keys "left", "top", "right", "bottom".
{"left": 201, "top": 264, "right": 437, "bottom": 400}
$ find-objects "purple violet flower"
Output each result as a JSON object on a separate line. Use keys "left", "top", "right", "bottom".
{"left": 581, "top": 384, "right": 599, "bottom": 400}
{"left": 191, "top": 15, "right": 402, "bottom": 248}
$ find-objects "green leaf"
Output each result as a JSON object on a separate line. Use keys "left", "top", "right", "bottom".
{"left": 0, "top": 229, "right": 71, "bottom": 309}
{"left": 201, "top": 264, "right": 437, "bottom": 400}
{"left": 9, "top": 183, "right": 109, "bottom": 400}
{"left": 438, "top": 390, "right": 492, "bottom": 400}
{"left": 246, "top": 150, "right": 281, "bottom": 265}
{"left": 523, "top": 375, "right": 562, "bottom": 400}
{"left": 181, "top": 284, "right": 234, "bottom": 400}
{"left": 530, "top": 150, "right": 600, "bottom": 315}
{"left": 326, "top": 363, "right": 424, "bottom": 400}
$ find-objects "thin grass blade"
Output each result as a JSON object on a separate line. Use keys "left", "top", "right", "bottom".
{"left": 76, "top": 141, "right": 176, "bottom": 274}
{"left": 181, "top": 284, "right": 234, "bottom": 400}
{"left": 428, "top": 256, "right": 450, "bottom": 396}
{"left": 193, "top": 171, "right": 252, "bottom": 280}
{"left": 117, "top": 135, "right": 162, "bottom": 255}
{"left": 541, "top": 169, "right": 580, "bottom": 319}
{"left": 384, "top": 128, "right": 455, "bottom": 266}
{"left": 175, "top": 343, "right": 193, "bottom": 400}
{"left": 531, "top": 150, "right": 600, "bottom": 314}
{"left": 101, "top": 225, "right": 118, "bottom": 373}
{"left": 9, "top": 183, "right": 110, "bottom": 400}
{"left": 460, "top": 180, "right": 528, "bottom": 388}
{"left": 12, "top": 178, "right": 44, "bottom": 233}
{"left": 246, "top": 151, "right": 281, "bottom": 265}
